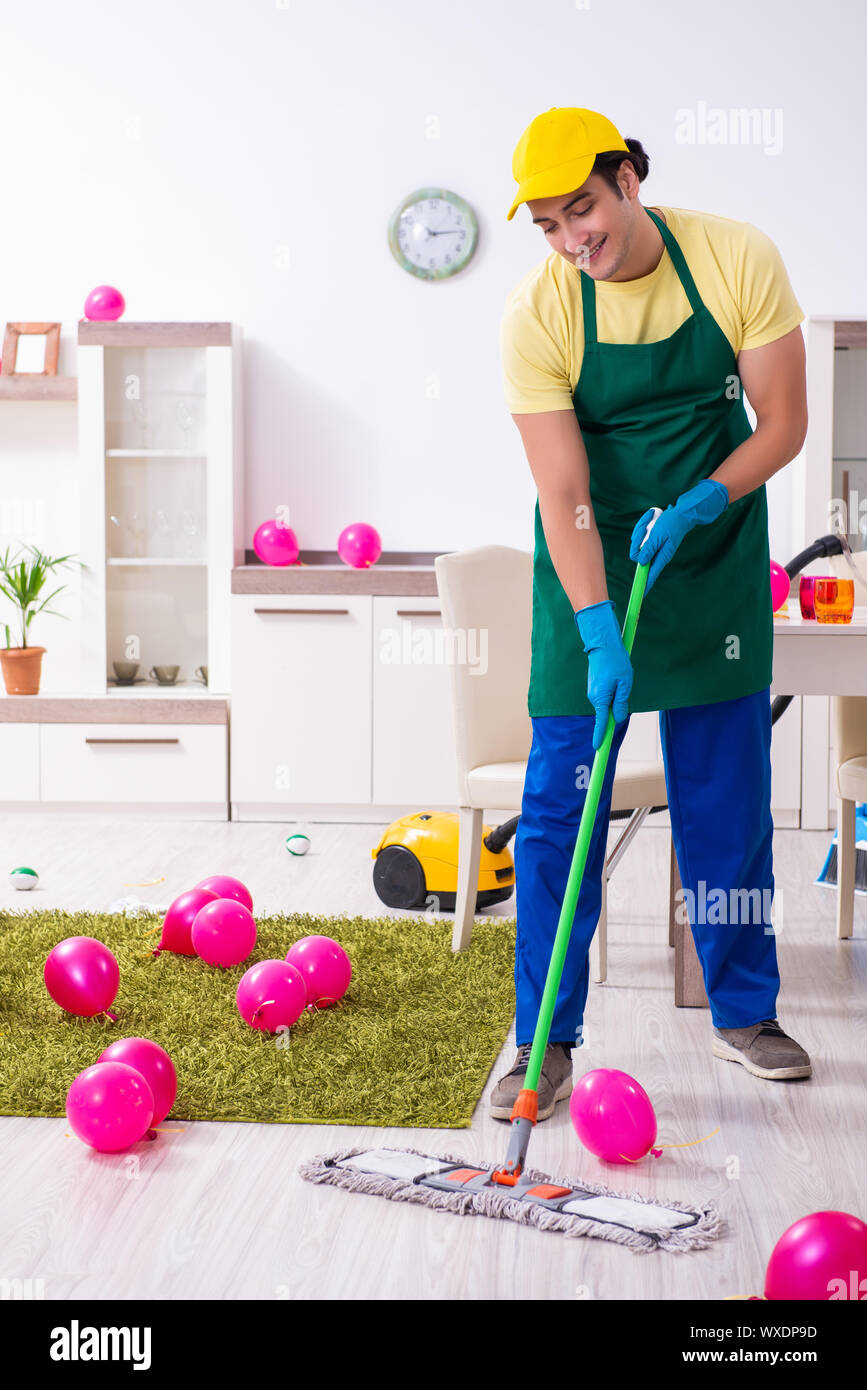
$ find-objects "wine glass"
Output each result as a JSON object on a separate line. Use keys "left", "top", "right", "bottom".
{"left": 180, "top": 509, "right": 201, "bottom": 558}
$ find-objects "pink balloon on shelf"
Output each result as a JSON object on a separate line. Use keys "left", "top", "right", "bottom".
{"left": 569, "top": 1068, "right": 657, "bottom": 1164}
{"left": 98, "top": 1037, "right": 177, "bottom": 1126}
{"left": 44, "top": 936, "right": 120, "bottom": 1017}
{"left": 236, "top": 959, "right": 307, "bottom": 1033}
{"left": 770, "top": 560, "right": 790, "bottom": 612}
{"left": 765, "top": 1211, "right": 867, "bottom": 1300}
{"left": 83, "top": 285, "right": 126, "bottom": 321}
{"left": 66, "top": 1061, "right": 154, "bottom": 1153}
{"left": 155, "top": 886, "right": 220, "bottom": 956}
{"left": 285, "top": 934, "right": 351, "bottom": 1009}
{"left": 194, "top": 875, "right": 253, "bottom": 912}
{"left": 253, "top": 520, "right": 299, "bottom": 567}
{"left": 191, "top": 898, "right": 257, "bottom": 968}
{"left": 337, "top": 523, "right": 381, "bottom": 569}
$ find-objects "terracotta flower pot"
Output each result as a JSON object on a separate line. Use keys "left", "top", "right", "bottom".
{"left": 0, "top": 646, "right": 45, "bottom": 695}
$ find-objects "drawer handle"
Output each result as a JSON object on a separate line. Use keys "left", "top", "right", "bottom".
{"left": 253, "top": 607, "right": 350, "bottom": 615}
{"left": 395, "top": 609, "right": 441, "bottom": 617}
{"left": 85, "top": 738, "right": 180, "bottom": 745}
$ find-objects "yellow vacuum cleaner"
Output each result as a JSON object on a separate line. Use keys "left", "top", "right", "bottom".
{"left": 371, "top": 811, "right": 516, "bottom": 912}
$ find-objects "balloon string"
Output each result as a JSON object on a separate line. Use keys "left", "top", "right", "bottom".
{"left": 124, "top": 877, "right": 166, "bottom": 887}
{"left": 143, "top": 924, "right": 162, "bottom": 937}
{"left": 619, "top": 1126, "right": 721, "bottom": 1163}
{"left": 103, "top": 1009, "right": 118, "bottom": 1022}
{"left": 252, "top": 999, "right": 277, "bottom": 1021}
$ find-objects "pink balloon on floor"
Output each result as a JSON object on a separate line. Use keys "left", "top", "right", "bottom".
{"left": 194, "top": 874, "right": 253, "bottom": 912}
{"left": 337, "top": 522, "right": 381, "bottom": 569}
{"left": 83, "top": 285, "right": 125, "bottom": 321}
{"left": 191, "top": 898, "right": 257, "bottom": 967}
{"left": 285, "top": 934, "right": 351, "bottom": 1008}
{"left": 98, "top": 1037, "right": 177, "bottom": 1126}
{"left": 236, "top": 959, "right": 307, "bottom": 1033}
{"left": 569, "top": 1068, "right": 657, "bottom": 1164}
{"left": 765, "top": 1211, "right": 867, "bottom": 1300}
{"left": 44, "top": 936, "right": 120, "bottom": 1017}
{"left": 66, "top": 1062, "right": 154, "bottom": 1152}
{"left": 253, "top": 519, "right": 299, "bottom": 567}
{"left": 156, "top": 886, "right": 219, "bottom": 956}
{"left": 770, "top": 560, "right": 790, "bottom": 612}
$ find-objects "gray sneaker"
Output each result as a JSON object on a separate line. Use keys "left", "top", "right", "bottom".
{"left": 489, "top": 1041, "right": 573, "bottom": 1121}
{"left": 712, "top": 1018, "right": 811, "bottom": 1080}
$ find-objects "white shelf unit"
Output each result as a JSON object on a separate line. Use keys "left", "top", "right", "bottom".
{"left": 794, "top": 317, "right": 867, "bottom": 828}
{"left": 77, "top": 322, "right": 244, "bottom": 696}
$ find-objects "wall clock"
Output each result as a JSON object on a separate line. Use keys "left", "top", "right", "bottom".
{"left": 387, "top": 187, "right": 478, "bottom": 281}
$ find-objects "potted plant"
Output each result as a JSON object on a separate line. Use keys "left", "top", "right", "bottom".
{"left": 0, "top": 545, "right": 77, "bottom": 695}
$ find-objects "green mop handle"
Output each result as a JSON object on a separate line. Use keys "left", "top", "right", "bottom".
{"left": 520, "top": 524, "right": 657, "bottom": 1099}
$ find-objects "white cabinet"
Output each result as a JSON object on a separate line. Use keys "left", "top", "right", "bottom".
{"left": 77, "top": 322, "right": 244, "bottom": 697}
{"left": 230, "top": 595, "right": 373, "bottom": 808}
{"left": 372, "top": 597, "right": 458, "bottom": 806}
{"left": 40, "top": 723, "right": 226, "bottom": 807}
{"left": 0, "top": 724, "right": 40, "bottom": 802}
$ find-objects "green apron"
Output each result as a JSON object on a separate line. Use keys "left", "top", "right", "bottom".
{"left": 528, "top": 208, "right": 773, "bottom": 717}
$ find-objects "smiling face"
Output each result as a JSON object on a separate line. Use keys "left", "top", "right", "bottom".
{"left": 527, "top": 161, "right": 654, "bottom": 282}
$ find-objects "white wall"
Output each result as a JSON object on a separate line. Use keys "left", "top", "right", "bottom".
{"left": 1, "top": 0, "right": 864, "bottom": 688}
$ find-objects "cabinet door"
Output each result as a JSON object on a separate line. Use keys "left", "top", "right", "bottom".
{"left": 40, "top": 724, "right": 226, "bottom": 804}
{"left": 231, "top": 595, "right": 372, "bottom": 805}
{"left": 0, "top": 724, "right": 40, "bottom": 802}
{"left": 372, "top": 597, "right": 459, "bottom": 807}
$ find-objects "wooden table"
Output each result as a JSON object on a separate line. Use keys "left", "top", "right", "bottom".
{"left": 675, "top": 602, "right": 867, "bottom": 1006}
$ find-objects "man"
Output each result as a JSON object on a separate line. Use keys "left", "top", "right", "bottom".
{"left": 492, "top": 107, "right": 810, "bottom": 1122}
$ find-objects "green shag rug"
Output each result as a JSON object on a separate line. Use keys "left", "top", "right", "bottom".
{"left": 0, "top": 909, "right": 516, "bottom": 1128}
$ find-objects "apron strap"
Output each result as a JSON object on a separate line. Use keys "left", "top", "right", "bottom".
{"left": 580, "top": 207, "right": 705, "bottom": 343}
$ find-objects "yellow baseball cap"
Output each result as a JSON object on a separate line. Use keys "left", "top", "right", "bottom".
{"left": 507, "top": 107, "right": 629, "bottom": 221}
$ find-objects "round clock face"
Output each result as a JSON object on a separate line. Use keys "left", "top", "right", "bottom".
{"left": 388, "top": 187, "right": 478, "bottom": 281}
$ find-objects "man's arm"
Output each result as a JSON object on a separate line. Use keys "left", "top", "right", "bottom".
{"left": 708, "top": 325, "right": 808, "bottom": 503}
{"left": 510, "top": 409, "right": 609, "bottom": 611}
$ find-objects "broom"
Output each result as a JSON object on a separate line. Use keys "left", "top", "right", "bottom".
{"left": 815, "top": 803, "right": 867, "bottom": 894}
{"left": 299, "top": 510, "right": 722, "bottom": 1251}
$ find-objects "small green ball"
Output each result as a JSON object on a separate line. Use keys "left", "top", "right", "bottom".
{"left": 285, "top": 834, "right": 311, "bottom": 857}
{"left": 10, "top": 866, "right": 39, "bottom": 891}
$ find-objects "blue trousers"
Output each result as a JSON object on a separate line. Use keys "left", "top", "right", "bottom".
{"left": 514, "top": 687, "right": 780, "bottom": 1043}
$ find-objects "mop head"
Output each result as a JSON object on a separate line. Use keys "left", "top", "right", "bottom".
{"left": 298, "top": 1145, "right": 722, "bottom": 1253}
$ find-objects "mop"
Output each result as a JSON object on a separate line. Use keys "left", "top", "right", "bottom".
{"left": 299, "top": 510, "right": 722, "bottom": 1251}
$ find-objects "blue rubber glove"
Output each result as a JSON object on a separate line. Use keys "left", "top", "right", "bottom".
{"left": 574, "top": 600, "right": 633, "bottom": 751}
{"left": 629, "top": 478, "right": 729, "bottom": 594}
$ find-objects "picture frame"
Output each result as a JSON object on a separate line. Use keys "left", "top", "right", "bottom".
{"left": 1, "top": 322, "right": 61, "bottom": 376}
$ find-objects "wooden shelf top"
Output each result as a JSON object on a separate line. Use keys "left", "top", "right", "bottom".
{"left": 0, "top": 375, "right": 77, "bottom": 401}
{"left": 0, "top": 695, "right": 228, "bottom": 724}
{"left": 77, "top": 321, "right": 233, "bottom": 347}
{"left": 232, "top": 564, "right": 439, "bottom": 596}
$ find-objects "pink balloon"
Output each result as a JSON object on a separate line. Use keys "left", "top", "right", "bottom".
{"left": 194, "top": 875, "right": 253, "bottom": 912}
{"left": 83, "top": 284, "right": 125, "bottom": 321}
{"left": 253, "top": 519, "right": 299, "bottom": 567}
{"left": 66, "top": 1061, "right": 154, "bottom": 1152}
{"left": 236, "top": 959, "right": 307, "bottom": 1033}
{"left": 285, "top": 934, "right": 351, "bottom": 1009}
{"left": 765, "top": 1211, "right": 867, "bottom": 1300}
{"left": 191, "top": 898, "right": 257, "bottom": 968}
{"left": 98, "top": 1038, "right": 177, "bottom": 1126}
{"left": 569, "top": 1068, "right": 657, "bottom": 1164}
{"left": 770, "top": 560, "right": 790, "bottom": 612}
{"left": 156, "top": 886, "right": 219, "bottom": 956}
{"left": 44, "top": 936, "right": 120, "bottom": 1017}
{"left": 337, "top": 523, "right": 381, "bottom": 569}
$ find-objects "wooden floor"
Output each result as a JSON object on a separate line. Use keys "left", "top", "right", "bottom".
{"left": 0, "top": 810, "right": 863, "bottom": 1301}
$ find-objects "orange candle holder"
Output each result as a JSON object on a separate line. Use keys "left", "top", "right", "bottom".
{"left": 813, "top": 577, "right": 854, "bottom": 624}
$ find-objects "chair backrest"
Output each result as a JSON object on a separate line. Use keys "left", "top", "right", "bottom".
{"left": 434, "top": 546, "right": 533, "bottom": 800}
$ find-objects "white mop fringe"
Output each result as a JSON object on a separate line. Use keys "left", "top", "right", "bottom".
{"left": 298, "top": 1144, "right": 723, "bottom": 1253}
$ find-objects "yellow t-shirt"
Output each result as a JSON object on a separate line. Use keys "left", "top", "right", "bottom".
{"left": 500, "top": 205, "right": 805, "bottom": 414}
